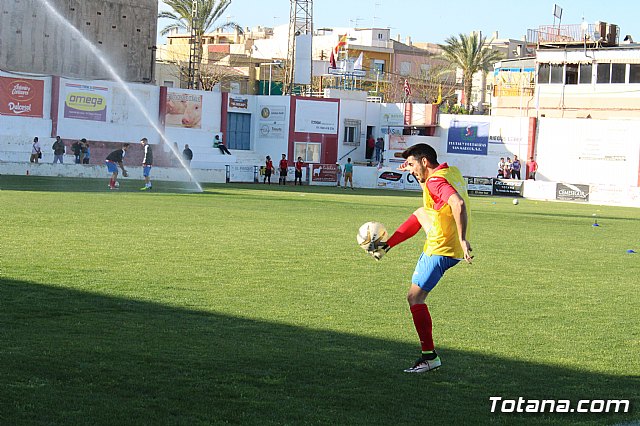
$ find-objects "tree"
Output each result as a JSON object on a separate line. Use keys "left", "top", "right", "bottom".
{"left": 439, "top": 33, "right": 503, "bottom": 112}
{"left": 158, "top": 0, "right": 242, "bottom": 37}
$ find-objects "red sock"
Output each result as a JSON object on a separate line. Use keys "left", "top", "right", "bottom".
{"left": 387, "top": 214, "right": 421, "bottom": 248}
{"left": 410, "top": 304, "right": 434, "bottom": 351}
{"left": 109, "top": 178, "right": 115, "bottom": 188}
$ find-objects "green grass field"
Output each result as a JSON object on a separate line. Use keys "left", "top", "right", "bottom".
{"left": 1, "top": 175, "right": 638, "bottom": 425}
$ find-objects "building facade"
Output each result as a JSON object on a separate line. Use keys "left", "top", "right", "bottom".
{"left": 0, "top": 0, "right": 157, "bottom": 83}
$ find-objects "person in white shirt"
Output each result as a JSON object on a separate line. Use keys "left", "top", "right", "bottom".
{"left": 30, "top": 137, "right": 42, "bottom": 163}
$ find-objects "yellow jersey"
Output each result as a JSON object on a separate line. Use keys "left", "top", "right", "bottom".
{"left": 422, "top": 165, "right": 471, "bottom": 258}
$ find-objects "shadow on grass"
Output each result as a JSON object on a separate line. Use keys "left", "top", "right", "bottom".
{"left": 0, "top": 278, "right": 637, "bottom": 425}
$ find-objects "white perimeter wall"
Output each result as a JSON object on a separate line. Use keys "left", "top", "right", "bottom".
{"left": 382, "top": 114, "right": 530, "bottom": 179}
{"left": 252, "top": 95, "right": 290, "bottom": 161}
{"left": 337, "top": 98, "right": 367, "bottom": 161}
{"left": 57, "top": 78, "right": 161, "bottom": 144}
{"left": 537, "top": 118, "right": 640, "bottom": 187}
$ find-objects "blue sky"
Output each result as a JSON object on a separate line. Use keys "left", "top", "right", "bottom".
{"left": 158, "top": 0, "right": 637, "bottom": 44}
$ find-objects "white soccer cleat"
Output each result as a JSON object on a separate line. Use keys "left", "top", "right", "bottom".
{"left": 403, "top": 356, "right": 442, "bottom": 373}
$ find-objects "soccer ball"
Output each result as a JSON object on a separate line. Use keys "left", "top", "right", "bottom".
{"left": 114, "top": 181, "right": 120, "bottom": 188}
{"left": 512, "top": 198, "right": 519, "bottom": 205}
{"left": 357, "top": 221, "right": 388, "bottom": 250}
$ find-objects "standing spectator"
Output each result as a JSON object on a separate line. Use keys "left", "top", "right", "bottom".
{"left": 366, "top": 135, "right": 375, "bottom": 162}
{"left": 375, "top": 137, "right": 384, "bottom": 163}
{"left": 71, "top": 139, "right": 83, "bottom": 164}
{"left": 79, "top": 138, "right": 88, "bottom": 164}
{"left": 30, "top": 137, "right": 42, "bottom": 163}
{"left": 215, "top": 135, "right": 231, "bottom": 155}
{"left": 294, "top": 156, "right": 304, "bottom": 186}
{"left": 336, "top": 162, "right": 342, "bottom": 187}
{"left": 140, "top": 138, "right": 153, "bottom": 191}
{"left": 527, "top": 157, "right": 538, "bottom": 180}
{"left": 264, "top": 155, "right": 274, "bottom": 184}
{"left": 183, "top": 144, "right": 193, "bottom": 167}
{"left": 82, "top": 139, "right": 90, "bottom": 164}
{"left": 497, "top": 157, "right": 505, "bottom": 178}
{"left": 343, "top": 158, "right": 354, "bottom": 190}
{"left": 279, "top": 154, "right": 288, "bottom": 185}
{"left": 52, "top": 136, "right": 65, "bottom": 164}
{"left": 511, "top": 155, "right": 521, "bottom": 180}
{"left": 105, "top": 144, "right": 129, "bottom": 190}
{"left": 503, "top": 157, "right": 512, "bottom": 179}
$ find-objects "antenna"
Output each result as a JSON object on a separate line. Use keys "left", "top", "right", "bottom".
{"left": 552, "top": 4, "right": 563, "bottom": 32}
{"left": 372, "top": 2, "right": 381, "bottom": 27}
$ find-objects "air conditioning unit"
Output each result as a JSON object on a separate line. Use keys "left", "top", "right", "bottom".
{"left": 595, "top": 21, "right": 607, "bottom": 42}
{"left": 606, "top": 23, "right": 618, "bottom": 45}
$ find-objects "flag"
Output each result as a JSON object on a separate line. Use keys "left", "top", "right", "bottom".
{"left": 334, "top": 34, "right": 347, "bottom": 54}
{"left": 329, "top": 50, "right": 336, "bottom": 69}
{"left": 435, "top": 85, "right": 442, "bottom": 104}
{"left": 403, "top": 79, "right": 411, "bottom": 97}
{"left": 353, "top": 52, "right": 363, "bottom": 70}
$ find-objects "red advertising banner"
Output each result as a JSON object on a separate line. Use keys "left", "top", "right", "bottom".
{"left": 0, "top": 76, "right": 45, "bottom": 118}
{"left": 311, "top": 163, "right": 338, "bottom": 183}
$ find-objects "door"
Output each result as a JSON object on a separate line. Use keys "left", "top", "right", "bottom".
{"left": 226, "top": 112, "right": 251, "bottom": 150}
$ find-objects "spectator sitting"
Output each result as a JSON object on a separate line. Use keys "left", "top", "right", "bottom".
{"left": 214, "top": 135, "right": 231, "bottom": 155}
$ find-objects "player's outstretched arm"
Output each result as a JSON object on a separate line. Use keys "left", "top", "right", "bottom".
{"left": 369, "top": 212, "right": 425, "bottom": 261}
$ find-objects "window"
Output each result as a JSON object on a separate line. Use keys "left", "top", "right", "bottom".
{"left": 420, "top": 64, "right": 431, "bottom": 77}
{"left": 162, "top": 80, "right": 174, "bottom": 87}
{"left": 400, "top": 61, "right": 411, "bottom": 76}
{"left": 344, "top": 119, "right": 361, "bottom": 146}
{"left": 344, "top": 126, "right": 359, "bottom": 144}
{"left": 629, "top": 64, "right": 640, "bottom": 83}
{"left": 565, "top": 64, "right": 578, "bottom": 84}
{"left": 377, "top": 33, "right": 383, "bottom": 40}
{"left": 597, "top": 63, "right": 610, "bottom": 83}
{"left": 538, "top": 63, "right": 550, "bottom": 84}
{"left": 294, "top": 142, "right": 321, "bottom": 163}
{"left": 579, "top": 64, "right": 592, "bottom": 84}
{"left": 550, "top": 64, "right": 563, "bottom": 83}
{"left": 372, "top": 60, "right": 385, "bottom": 75}
{"left": 611, "top": 63, "right": 626, "bottom": 83}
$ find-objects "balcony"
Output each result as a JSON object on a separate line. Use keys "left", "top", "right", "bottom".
{"left": 527, "top": 22, "right": 619, "bottom": 47}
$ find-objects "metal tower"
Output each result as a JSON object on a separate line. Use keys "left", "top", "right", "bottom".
{"left": 284, "top": 0, "right": 313, "bottom": 95}
{"left": 187, "top": 0, "right": 202, "bottom": 89}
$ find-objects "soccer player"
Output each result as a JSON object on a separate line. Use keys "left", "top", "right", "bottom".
{"left": 140, "top": 138, "right": 153, "bottom": 191}
{"left": 279, "top": 154, "right": 288, "bottom": 185}
{"left": 105, "top": 143, "right": 130, "bottom": 190}
{"left": 264, "top": 156, "right": 274, "bottom": 184}
{"left": 294, "top": 156, "right": 304, "bottom": 185}
{"left": 367, "top": 143, "right": 472, "bottom": 373}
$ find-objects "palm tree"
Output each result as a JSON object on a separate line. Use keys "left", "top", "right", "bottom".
{"left": 439, "top": 32, "right": 503, "bottom": 112}
{"left": 158, "top": 0, "right": 242, "bottom": 36}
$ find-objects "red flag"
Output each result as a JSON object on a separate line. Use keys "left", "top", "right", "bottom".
{"left": 403, "top": 79, "right": 412, "bottom": 97}
{"left": 329, "top": 50, "right": 336, "bottom": 69}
